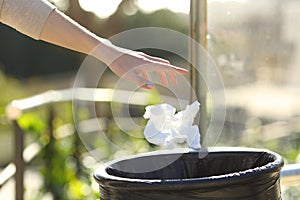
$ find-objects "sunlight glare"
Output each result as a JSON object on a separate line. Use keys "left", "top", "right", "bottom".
{"left": 79, "top": 0, "right": 122, "bottom": 19}
{"left": 138, "top": 0, "right": 189, "bottom": 14}
{"left": 210, "top": 0, "right": 248, "bottom": 3}
{"left": 138, "top": 0, "right": 247, "bottom": 14}
{"left": 78, "top": 0, "right": 248, "bottom": 19}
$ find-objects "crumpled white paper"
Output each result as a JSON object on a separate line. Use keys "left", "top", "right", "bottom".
{"left": 143, "top": 101, "right": 201, "bottom": 149}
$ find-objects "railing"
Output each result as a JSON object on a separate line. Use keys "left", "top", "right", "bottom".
{"left": 281, "top": 163, "right": 300, "bottom": 186}
{"left": 1, "top": 88, "right": 150, "bottom": 200}
{"left": 1, "top": 89, "right": 72, "bottom": 200}
{"left": 1, "top": 88, "right": 300, "bottom": 200}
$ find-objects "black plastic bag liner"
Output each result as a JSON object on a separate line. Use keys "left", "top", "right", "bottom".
{"left": 94, "top": 147, "right": 284, "bottom": 200}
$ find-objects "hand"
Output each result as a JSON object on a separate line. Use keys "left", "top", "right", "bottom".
{"left": 108, "top": 51, "right": 188, "bottom": 89}
{"left": 38, "top": 8, "right": 187, "bottom": 89}
{"left": 96, "top": 40, "right": 188, "bottom": 89}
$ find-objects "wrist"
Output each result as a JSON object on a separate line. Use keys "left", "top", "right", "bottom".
{"left": 91, "top": 38, "right": 131, "bottom": 66}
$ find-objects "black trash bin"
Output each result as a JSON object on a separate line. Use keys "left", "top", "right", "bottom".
{"left": 94, "top": 147, "right": 284, "bottom": 200}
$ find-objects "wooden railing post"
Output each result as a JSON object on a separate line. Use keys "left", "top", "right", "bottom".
{"left": 44, "top": 106, "right": 55, "bottom": 196}
{"left": 13, "top": 120, "right": 25, "bottom": 200}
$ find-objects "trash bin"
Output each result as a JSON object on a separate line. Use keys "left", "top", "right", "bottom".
{"left": 94, "top": 147, "right": 284, "bottom": 200}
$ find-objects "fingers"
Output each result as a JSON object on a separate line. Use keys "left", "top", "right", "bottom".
{"left": 140, "top": 71, "right": 150, "bottom": 81}
{"left": 134, "top": 70, "right": 174, "bottom": 88}
{"left": 159, "top": 63, "right": 188, "bottom": 75}
{"left": 170, "top": 65, "right": 188, "bottom": 74}
{"left": 109, "top": 51, "right": 188, "bottom": 89}
{"left": 135, "top": 61, "right": 186, "bottom": 88}
{"left": 123, "top": 71, "right": 154, "bottom": 89}
{"left": 168, "top": 71, "right": 177, "bottom": 85}
{"left": 158, "top": 72, "right": 168, "bottom": 87}
{"left": 138, "top": 69, "right": 177, "bottom": 88}
{"left": 145, "top": 63, "right": 187, "bottom": 86}
{"left": 138, "top": 52, "right": 188, "bottom": 75}
{"left": 138, "top": 52, "right": 171, "bottom": 65}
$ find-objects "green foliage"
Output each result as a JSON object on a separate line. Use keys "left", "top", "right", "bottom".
{"left": 39, "top": 136, "right": 90, "bottom": 199}
{"left": 33, "top": 106, "right": 99, "bottom": 200}
{"left": 0, "top": 71, "right": 25, "bottom": 117}
{"left": 283, "top": 186, "right": 300, "bottom": 200}
{"left": 126, "top": 9, "right": 188, "bottom": 34}
{"left": 18, "top": 112, "right": 47, "bottom": 137}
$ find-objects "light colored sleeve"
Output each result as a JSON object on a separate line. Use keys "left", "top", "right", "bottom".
{"left": 0, "top": 0, "right": 55, "bottom": 40}
{"left": 0, "top": 0, "right": 3, "bottom": 15}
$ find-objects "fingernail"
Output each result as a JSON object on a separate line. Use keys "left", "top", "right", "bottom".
{"left": 145, "top": 82, "right": 154, "bottom": 89}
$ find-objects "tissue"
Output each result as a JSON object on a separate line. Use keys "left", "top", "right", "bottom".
{"left": 143, "top": 101, "right": 201, "bottom": 149}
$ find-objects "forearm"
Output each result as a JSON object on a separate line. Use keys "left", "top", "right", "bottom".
{"left": 0, "top": 0, "right": 55, "bottom": 39}
{"left": 40, "top": 8, "right": 128, "bottom": 66}
{"left": 0, "top": 0, "right": 114, "bottom": 65}
{"left": 0, "top": 0, "right": 188, "bottom": 88}
{"left": 40, "top": 9, "right": 103, "bottom": 59}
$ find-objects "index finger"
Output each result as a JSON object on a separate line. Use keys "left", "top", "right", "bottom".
{"left": 157, "top": 63, "right": 188, "bottom": 74}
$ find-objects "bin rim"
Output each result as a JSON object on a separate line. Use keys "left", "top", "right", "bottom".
{"left": 94, "top": 147, "right": 284, "bottom": 190}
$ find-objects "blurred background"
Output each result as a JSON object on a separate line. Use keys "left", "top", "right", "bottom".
{"left": 0, "top": 0, "right": 300, "bottom": 199}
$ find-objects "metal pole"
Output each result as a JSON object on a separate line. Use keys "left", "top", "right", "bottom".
{"left": 190, "top": 0, "right": 208, "bottom": 144}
